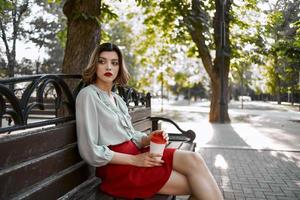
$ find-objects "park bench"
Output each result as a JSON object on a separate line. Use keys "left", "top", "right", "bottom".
{"left": 0, "top": 74, "right": 196, "bottom": 200}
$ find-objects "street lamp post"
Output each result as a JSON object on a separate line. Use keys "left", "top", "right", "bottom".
{"left": 219, "top": 0, "right": 227, "bottom": 122}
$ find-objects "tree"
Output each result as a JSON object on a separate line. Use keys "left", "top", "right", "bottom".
{"left": 0, "top": 0, "right": 29, "bottom": 77}
{"left": 138, "top": 0, "right": 232, "bottom": 122}
{"left": 62, "top": 0, "right": 101, "bottom": 80}
{"left": 262, "top": 0, "right": 300, "bottom": 104}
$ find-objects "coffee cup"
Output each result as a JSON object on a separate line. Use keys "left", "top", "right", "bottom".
{"left": 150, "top": 132, "right": 167, "bottom": 160}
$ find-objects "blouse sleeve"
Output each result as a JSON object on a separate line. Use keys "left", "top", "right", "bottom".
{"left": 75, "top": 89, "right": 114, "bottom": 167}
{"left": 131, "top": 130, "right": 148, "bottom": 148}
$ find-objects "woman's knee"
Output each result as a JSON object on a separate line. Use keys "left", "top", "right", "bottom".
{"left": 173, "top": 151, "right": 206, "bottom": 175}
{"left": 186, "top": 152, "right": 205, "bottom": 170}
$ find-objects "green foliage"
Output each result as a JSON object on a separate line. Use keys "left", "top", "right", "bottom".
{"left": 265, "top": 11, "right": 284, "bottom": 34}
{"left": 260, "top": 0, "right": 300, "bottom": 97}
{"left": 229, "top": 0, "right": 300, "bottom": 99}
{"left": 141, "top": 0, "right": 194, "bottom": 45}
{"left": 171, "top": 71, "right": 207, "bottom": 99}
{"left": 132, "top": 0, "right": 215, "bottom": 95}
{"left": 0, "top": 0, "right": 12, "bottom": 13}
{"left": 229, "top": 0, "right": 264, "bottom": 95}
{"left": 57, "top": 28, "right": 67, "bottom": 48}
{"left": 100, "top": 2, "right": 119, "bottom": 23}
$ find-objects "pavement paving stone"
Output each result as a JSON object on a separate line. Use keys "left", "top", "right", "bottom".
{"left": 277, "top": 197, "right": 299, "bottom": 200}
{"left": 265, "top": 196, "right": 277, "bottom": 200}
{"left": 198, "top": 148, "right": 300, "bottom": 200}
{"left": 224, "top": 191, "right": 235, "bottom": 199}
{"left": 235, "top": 197, "right": 246, "bottom": 200}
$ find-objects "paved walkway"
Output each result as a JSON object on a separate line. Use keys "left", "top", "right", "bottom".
{"left": 152, "top": 99, "right": 300, "bottom": 200}
{"left": 198, "top": 148, "right": 299, "bottom": 200}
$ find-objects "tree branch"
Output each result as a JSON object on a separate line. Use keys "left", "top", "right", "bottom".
{"left": 184, "top": 0, "right": 214, "bottom": 78}
{"left": 0, "top": 19, "right": 11, "bottom": 62}
{"left": 12, "top": 0, "right": 29, "bottom": 59}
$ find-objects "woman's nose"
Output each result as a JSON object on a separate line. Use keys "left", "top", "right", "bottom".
{"left": 106, "top": 63, "right": 112, "bottom": 70}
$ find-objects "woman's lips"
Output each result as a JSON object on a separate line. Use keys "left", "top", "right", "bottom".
{"left": 104, "top": 72, "right": 113, "bottom": 77}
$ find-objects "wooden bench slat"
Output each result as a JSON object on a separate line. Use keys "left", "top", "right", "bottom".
{"left": 129, "top": 108, "right": 151, "bottom": 123}
{"left": 0, "top": 122, "right": 76, "bottom": 169}
{"left": 132, "top": 119, "right": 152, "bottom": 133}
{"left": 82, "top": 188, "right": 115, "bottom": 200}
{"left": 0, "top": 144, "right": 82, "bottom": 199}
{"left": 11, "top": 162, "right": 92, "bottom": 200}
{"left": 58, "top": 177, "right": 101, "bottom": 200}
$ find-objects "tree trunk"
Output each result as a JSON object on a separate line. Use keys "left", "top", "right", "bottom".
{"left": 62, "top": 0, "right": 101, "bottom": 78}
{"left": 186, "top": 0, "right": 231, "bottom": 123}
{"left": 210, "top": 74, "right": 230, "bottom": 122}
{"left": 7, "top": 57, "right": 15, "bottom": 78}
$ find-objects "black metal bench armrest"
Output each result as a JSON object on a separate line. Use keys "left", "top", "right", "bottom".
{"left": 150, "top": 117, "right": 196, "bottom": 142}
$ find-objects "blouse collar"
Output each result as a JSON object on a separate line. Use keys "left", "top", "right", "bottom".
{"left": 90, "top": 84, "right": 119, "bottom": 111}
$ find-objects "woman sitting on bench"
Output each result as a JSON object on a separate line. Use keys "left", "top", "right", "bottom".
{"left": 76, "top": 43, "right": 223, "bottom": 200}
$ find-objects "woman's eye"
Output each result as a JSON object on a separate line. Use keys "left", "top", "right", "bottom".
{"left": 98, "top": 59, "right": 106, "bottom": 64}
{"left": 112, "top": 61, "right": 119, "bottom": 66}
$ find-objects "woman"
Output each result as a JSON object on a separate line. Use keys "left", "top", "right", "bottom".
{"left": 76, "top": 43, "right": 223, "bottom": 200}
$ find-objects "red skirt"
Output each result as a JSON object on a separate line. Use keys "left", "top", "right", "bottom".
{"left": 95, "top": 140, "right": 176, "bottom": 199}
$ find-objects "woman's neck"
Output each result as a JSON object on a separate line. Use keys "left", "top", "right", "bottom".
{"left": 94, "top": 81, "right": 113, "bottom": 96}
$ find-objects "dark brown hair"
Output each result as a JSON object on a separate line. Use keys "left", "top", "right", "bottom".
{"left": 82, "top": 43, "right": 130, "bottom": 85}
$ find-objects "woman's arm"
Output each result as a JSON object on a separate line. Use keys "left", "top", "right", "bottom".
{"left": 76, "top": 90, "right": 114, "bottom": 167}
{"left": 110, "top": 151, "right": 164, "bottom": 167}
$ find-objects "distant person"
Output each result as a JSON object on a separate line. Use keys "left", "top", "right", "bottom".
{"left": 75, "top": 43, "right": 223, "bottom": 200}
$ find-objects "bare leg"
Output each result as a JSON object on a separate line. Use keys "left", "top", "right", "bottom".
{"left": 172, "top": 150, "right": 223, "bottom": 200}
{"left": 158, "top": 170, "right": 190, "bottom": 195}
{"left": 158, "top": 170, "right": 197, "bottom": 199}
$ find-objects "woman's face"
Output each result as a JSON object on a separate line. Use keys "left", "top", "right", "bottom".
{"left": 95, "top": 51, "right": 120, "bottom": 86}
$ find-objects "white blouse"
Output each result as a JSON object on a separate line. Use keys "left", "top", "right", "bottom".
{"left": 75, "top": 84, "right": 147, "bottom": 167}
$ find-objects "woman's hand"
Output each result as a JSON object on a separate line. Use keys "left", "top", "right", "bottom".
{"left": 141, "top": 130, "right": 169, "bottom": 147}
{"left": 131, "top": 152, "right": 164, "bottom": 167}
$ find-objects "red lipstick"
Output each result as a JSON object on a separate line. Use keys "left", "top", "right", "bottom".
{"left": 104, "top": 72, "right": 113, "bottom": 77}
